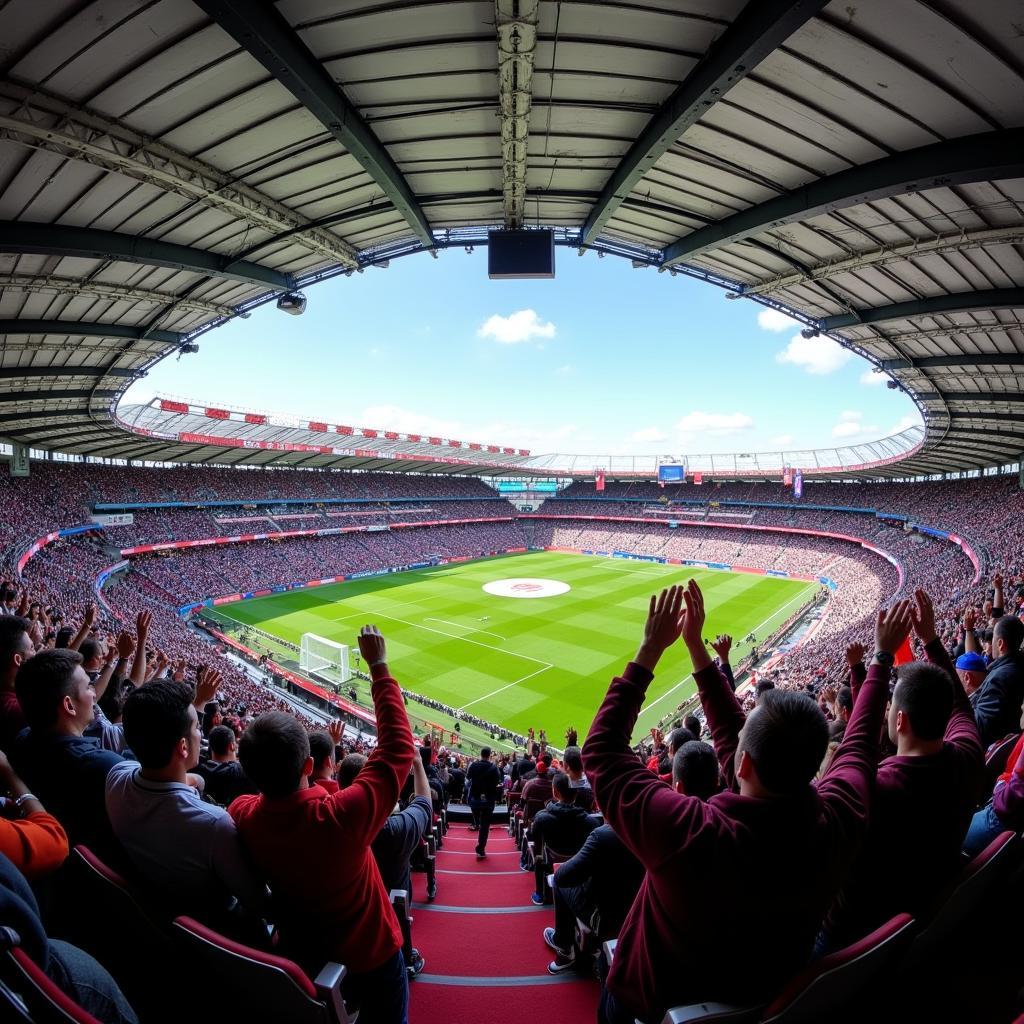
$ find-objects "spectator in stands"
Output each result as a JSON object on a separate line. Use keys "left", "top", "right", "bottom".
{"left": 0, "top": 751, "right": 68, "bottom": 880}
{"left": 520, "top": 751, "right": 554, "bottom": 814}
{"left": 105, "top": 677, "right": 265, "bottom": 924}
{"left": 963, "top": 707, "right": 1024, "bottom": 856}
{"left": 562, "top": 745, "right": 595, "bottom": 810}
{"left": 672, "top": 740, "right": 719, "bottom": 799}
{"left": 230, "top": 626, "right": 413, "bottom": 1024}
{"left": 196, "top": 724, "right": 258, "bottom": 805}
{"left": 0, "top": 853, "right": 138, "bottom": 1024}
{"left": 955, "top": 651, "right": 988, "bottom": 697}
{"left": 683, "top": 713, "right": 702, "bottom": 739}
{"left": 971, "top": 615, "right": 1024, "bottom": 746}
{"left": 466, "top": 746, "right": 501, "bottom": 858}
{"left": 0, "top": 615, "right": 32, "bottom": 749}
{"left": 309, "top": 722, "right": 344, "bottom": 794}
{"left": 510, "top": 743, "right": 538, "bottom": 786}
{"left": 584, "top": 582, "right": 907, "bottom": 1024}
{"left": 11, "top": 649, "right": 127, "bottom": 850}
{"left": 529, "top": 772, "right": 599, "bottom": 906}
{"left": 544, "top": 823, "right": 645, "bottom": 975}
{"left": 820, "top": 589, "right": 983, "bottom": 951}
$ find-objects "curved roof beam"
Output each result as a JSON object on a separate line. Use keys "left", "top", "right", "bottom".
{"left": 740, "top": 227, "right": 1024, "bottom": 298}
{"left": 0, "top": 366, "right": 135, "bottom": 380}
{"left": 0, "top": 319, "right": 185, "bottom": 345}
{"left": 819, "top": 288, "right": 1024, "bottom": 331}
{"left": 0, "top": 223, "right": 296, "bottom": 291}
{"left": 194, "top": 0, "right": 433, "bottom": 250}
{"left": 662, "top": 128, "right": 1024, "bottom": 268}
{"left": 873, "top": 322, "right": 1024, "bottom": 346}
{"left": 881, "top": 354, "right": 1024, "bottom": 370}
{"left": 914, "top": 391, "right": 1024, "bottom": 404}
{"left": 578, "top": 0, "right": 829, "bottom": 248}
{"left": 0, "top": 274, "right": 238, "bottom": 319}
{"left": 0, "top": 390, "right": 118, "bottom": 405}
{"left": 0, "top": 82, "right": 358, "bottom": 269}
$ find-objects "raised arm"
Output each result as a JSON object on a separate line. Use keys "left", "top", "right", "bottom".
{"left": 129, "top": 610, "right": 151, "bottom": 687}
{"left": 846, "top": 642, "right": 867, "bottom": 703}
{"left": 329, "top": 626, "right": 414, "bottom": 844}
{"left": 710, "top": 634, "right": 736, "bottom": 692}
{"left": 582, "top": 584, "right": 710, "bottom": 870}
{"left": 67, "top": 603, "right": 96, "bottom": 652}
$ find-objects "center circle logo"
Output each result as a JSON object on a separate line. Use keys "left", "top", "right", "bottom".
{"left": 482, "top": 578, "right": 571, "bottom": 599}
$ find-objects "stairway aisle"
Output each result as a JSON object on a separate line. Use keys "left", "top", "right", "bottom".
{"left": 408, "top": 823, "right": 600, "bottom": 1022}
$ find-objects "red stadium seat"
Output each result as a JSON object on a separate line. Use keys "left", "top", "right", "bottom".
{"left": 171, "top": 916, "right": 357, "bottom": 1024}
{"left": 983, "top": 733, "right": 1020, "bottom": 792}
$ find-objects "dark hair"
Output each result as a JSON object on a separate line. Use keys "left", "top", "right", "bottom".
{"left": 563, "top": 745, "right": 583, "bottom": 773}
{"left": 208, "top": 724, "right": 237, "bottom": 758}
{"left": 540, "top": 751, "right": 553, "bottom": 767}
{"left": 836, "top": 685, "right": 853, "bottom": 715}
{"left": 122, "top": 680, "right": 194, "bottom": 770}
{"left": 0, "top": 615, "right": 30, "bottom": 671}
{"left": 238, "top": 712, "right": 310, "bottom": 798}
{"left": 98, "top": 676, "right": 130, "bottom": 724}
{"left": 741, "top": 690, "right": 828, "bottom": 796}
{"left": 994, "top": 615, "right": 1024, "bottom": 654}
{"left": 755, "top": 679, "right": 776, "bottom": 697}
{"left": 530, "top": 742, "right": 541, "bottom": 757}
{"left": 79, "top": 639, "right": 103, "bottom": 665}
{"left": 551, "top": 771, "right": 571, "bottom": 800}
{"left": 667, "top": 727, "right": 697, "bottom": 753}
{"left": 308, "top": 731, "right": 335, "bottom": 770}
{"left": 892, "top": 663, "right": 953, "bottom": 741}
{"left": 338, "top": 752, "right": 368, "bottom": 788}
{"left": 672, "top": 741, "right": 720, "bottom": 800}
{"left": 15, "top": 648, "right": 83, "bottom": 730}
{"left": 202, "top": 702, "right": 221, "bottom": 736}
{"left": 480, "top": 746, "right": 492, "bottom": 759}
{"left": 54, "top": 627, "right": 75, "bottom": 650}
{"left": 683, "top": 714, "right": 701, "bottom": 737}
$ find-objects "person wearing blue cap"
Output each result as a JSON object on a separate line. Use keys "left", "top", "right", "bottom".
{"left": 955, "top": 651, "right": 988, "bottom": 697}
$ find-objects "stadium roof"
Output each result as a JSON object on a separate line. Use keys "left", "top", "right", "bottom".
{"left": 0, "top": 0, "right": 1022, "bottom": 479}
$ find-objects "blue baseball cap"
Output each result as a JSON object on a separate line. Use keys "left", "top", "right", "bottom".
{"left": 955, "top": 652, "right": 987, "bottom": 673}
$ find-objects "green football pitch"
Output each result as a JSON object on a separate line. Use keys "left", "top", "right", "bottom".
{"left": 215, "top": 551, "right": 817, "bottom": 742}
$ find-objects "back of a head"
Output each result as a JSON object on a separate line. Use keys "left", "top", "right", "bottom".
{"left": 667, "top": 727, "right": 696, "bottom": 753}
{"left": 741, "top": 690, "right": 828, "bottom": 796}
{"left": 480, "top": 746, "right": 491, "bottom": 760}
{"left": 308, "top": 730, "right": 335, "bottom": 770}
{"left": 0, "top": 615, "right": 30, "bottom": 671}
{"left": 683, "top": 714, "right": 702, "bottom": 737}
{"left": 755, "top": 679, "right": 775, "bottom": 699}
{"left": 15, "top": 648, "right": 83, "bottom": 731}
{"left": 836, "top": 685, "right": 853, "bottom": 716}
{"left": 123, "top": 680, "right": 193, "bottom": 770}
{"left": 672, "top": 741, "right": 719, "bottom": 800}
{"left": 338, "top": 752, "right": 368, "bottom": 788}
{"left": 994, "top": 615, "right": 1024, "bottom": 655}
{"left": 563, "top": 745, "right": 583, "bottom": 774}
{"left": 238, "top": 712, "right": 310, "bottom": 798}
{"left": 79, "top": 638, "right": 102, "bottom": 666}
{"left": 892, "top": 662, "right": 953, "bottom": 741}
{"left": 54, "top": 626, "right": 75, "bottom": 650}
{"left": 540, "top": 751, "right": 553, "bottom": 768}
{"left": 531, "top": 742, "right": 541, "bottom": 757}
{"left": 551, "top": 771, "right": 571, "bottom": 801}
{"left": 208, "top": 724, "right": 236, "bottom": 758}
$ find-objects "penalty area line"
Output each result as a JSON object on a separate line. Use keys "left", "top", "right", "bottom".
{"left": 424, "top": 617, "right": 506, "bottom": 642}
{"left": 457, "top": 662, "right": 553, "bottom": 712}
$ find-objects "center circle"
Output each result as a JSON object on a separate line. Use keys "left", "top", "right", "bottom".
{"left": 482, "top": 577, "right": 571, "bottom": 599}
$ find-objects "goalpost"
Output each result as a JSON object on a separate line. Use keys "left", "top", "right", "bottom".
{"left": 299, "top": 633, "right": 352, "bottom": 687}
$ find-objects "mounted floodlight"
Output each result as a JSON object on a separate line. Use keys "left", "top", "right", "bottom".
{"left": 801, "top": 327, "right": 820, "bottom": 339}
{"left": 277, "top": 291, "right": 307, "bottom": 315}
{"left": 180, "top": 341, "right": 200, "bottom": 354}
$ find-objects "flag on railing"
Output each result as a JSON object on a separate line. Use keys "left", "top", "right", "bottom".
{"left": 693, "top": 472, "right": 703, "bottom": 485}
{"left": 794, "top": 469, "right": 803, "bottom": 498}
{"left": 783, "top": 467, "right": 792, "bottom": 487}
{"left": 595, "top": 470, "right": 606, "bottom": 492}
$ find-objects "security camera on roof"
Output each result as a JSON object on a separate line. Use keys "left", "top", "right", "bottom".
{"left": 277, "top": 291, "right": 307, "bottom": 316}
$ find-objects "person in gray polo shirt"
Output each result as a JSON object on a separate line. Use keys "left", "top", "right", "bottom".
{"left": 105, "top": 677, "right": 265, "bottom": 922}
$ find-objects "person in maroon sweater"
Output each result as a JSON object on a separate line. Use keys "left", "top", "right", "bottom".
{"left": 229, "top": 625, "right": 414, "bottom": 1024}
{"left": 583, "top": 581, "right": 911, "bottom": 1024}
{"left": 821, "top": 588, "right": 984, "bottom": 950}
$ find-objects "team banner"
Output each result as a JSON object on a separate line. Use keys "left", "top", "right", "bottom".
{"left": 794, "top": 469, "right": 803, "bottom": 498}
{"left": 595, "top": 470, "right": 606, "bottom": 492}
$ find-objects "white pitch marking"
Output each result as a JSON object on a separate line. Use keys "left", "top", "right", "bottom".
{"left": 456, "top": 662, "right": 553, "bottom": 712}
{"left": 424, "top": 617, "right": 506, "bottom": 642}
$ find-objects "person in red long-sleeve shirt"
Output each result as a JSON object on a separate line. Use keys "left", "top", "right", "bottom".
{"left": 229, "top": 625, "right": 414, "bottom": 1024}
{"left": 583, "top": 581, "right": 911, "bottom": 1024}
{"left": 821, "top": 588, "right": 983, "bottom": 950}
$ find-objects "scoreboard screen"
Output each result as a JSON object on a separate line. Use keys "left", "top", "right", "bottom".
{"left": 658, "top": 464, "right": 686, "bottom": 483}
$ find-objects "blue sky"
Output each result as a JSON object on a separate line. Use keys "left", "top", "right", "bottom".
{"left": 126, "top": 249, "right": 920, "bottom": 456}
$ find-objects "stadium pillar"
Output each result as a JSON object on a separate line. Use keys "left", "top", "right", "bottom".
{"left": 10, "top": 443, "right": 29, "bottom": 476}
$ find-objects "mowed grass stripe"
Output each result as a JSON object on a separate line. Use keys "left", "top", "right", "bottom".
{"left": 218, "top": 552, "right": 817, "bottom": 739}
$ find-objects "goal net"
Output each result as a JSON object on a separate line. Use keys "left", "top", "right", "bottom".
{"left": 299, "top": 633, "right": 351, "bottom": 687}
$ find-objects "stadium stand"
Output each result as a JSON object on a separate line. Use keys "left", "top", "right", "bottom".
{"left": 2, "top": 1, "right": 1024, "bottom": 1021}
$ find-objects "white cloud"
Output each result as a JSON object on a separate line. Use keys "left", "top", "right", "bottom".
{"left": 776, "top": 334, "right": 852, "bottom": 375}
{"left": 675, "top": 411, "right": 754, "bottom": 436}
{"left": 757, "top": 308, "right": 801, "bottom": 333}
{"left": 890, "top": 413, "right": 922, "bottom": 434}
{"left": 359, "top": 404, "right": 462, "bottom": 438}
{"left": 632, "top": 426, "right": 668, "bottom": 443}
{"left": 477, "top": 309, "right": 556, "bottom": 344}
{"left": 771, "top": 433, "right": 795, "bottom": 447}
{"left": 555, "top": 364, "right": 574, "bottom": 376}
{"left": 831, "top": 410, "right": 880, "bottom": 439}
{"left": 860, "top": 369, "right": 888, "bottom": 386}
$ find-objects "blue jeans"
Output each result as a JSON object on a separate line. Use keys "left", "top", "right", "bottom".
{"left": 48, "top": 939, "right": 139, "bottom": 1024}
{"left": 344, "top": 949, "right": 408, "bottom": 1024}
{"left": 963, "top": 800, "right": 1005, "bottom": 859}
